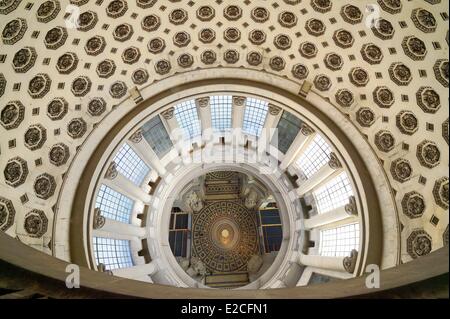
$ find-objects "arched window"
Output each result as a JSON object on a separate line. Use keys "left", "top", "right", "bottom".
{"left": 93, "top": 237, "right": 134, "bottom": 270}
{"left": 243, "top": 97, "right": 269, "bottom": 136}
{"left": 142, "top": 115, "right": 173, "bottom": 158}
{"left": 319, "top": 223, "right": 360, "bottom": 257}
{"left": 313, "top": 172, "right": 353, "bottom": 214}
{"left": 174, "top": 99, "right": 201, "bottom": 139}
{"left": 296, "top": 135, "right": 332, "bottom": 179}
{"left": 210, "top": 95, "right": 232, "bottom": 132}
{"left": 95, "top": 184, "right": 134, "bottom": 223}
{"left": 113, "top": 143, "right": 150, "bottom": 185}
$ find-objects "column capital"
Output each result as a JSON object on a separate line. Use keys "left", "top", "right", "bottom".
{"left": 161, "top": 107, "right": 175, "bottom": 120}
{"left": 93, "top": 208, "right": 106, "bottom": 230}
{"left": 105, "top": 161, "right": 118, "bottom": 180}
{"left": 343, "top": 249, "right": 358, "bottom": 274}
{"left": 328, "top": 152, "right": 342, "bottom": 169}
{"left": 268, "top": 104, "right": 282, "bottom": 116}
{"left": 232, "top": 95, "right": 246, "bottom": 106}
{"left": 300, "top": 122, "right": 315, "bottom": 136}
{"left": 345, "top": 196, "right": 357, "bottom": 216}
{"left": 129, "top": 129, "right": 143, "bottom": 143}
{"left": 195, "top": 97, "right": 210, "bottom": 108}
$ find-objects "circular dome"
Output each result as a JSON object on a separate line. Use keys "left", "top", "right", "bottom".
{"left": 0, "top": 0, "right": 447, "bottom": 298}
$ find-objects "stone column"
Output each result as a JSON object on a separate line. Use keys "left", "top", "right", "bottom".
{"left": 103, "top": 164, "right": 152, "bottom": 204}
{"left": 161, "top": 107, "right": 182, "bottom": 144}
{"left": 280, "top": 123, "right": 316, "bottom": 170}
{"left": 298, "top": 249, "right": 358, "bottom": 274}
{"left": 111, "top": 261, "right": 158, "bottom": 279}
{"left": 296, "top": 152, "right": 343, "bottom": 197}
{"left": 196, "top": 97, "right": 211, "bottom": 145}
{"left": 93, "top": 217, "right": 147, "bottom": 238}
{"left": 263, "top": 104, "right": 283, "bottom": 142}
{"left": 304, "top": 196, "right": 357, "bottom": 229}
{"left": 231, "top": 96, "right": 246, "bottom": 146}
{"left": 128, "top": 129, "right": 167, "bottom": 177}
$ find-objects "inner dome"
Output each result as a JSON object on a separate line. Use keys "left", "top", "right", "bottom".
{"left": 168, "top": 171, "right": 282, "bottom": 288}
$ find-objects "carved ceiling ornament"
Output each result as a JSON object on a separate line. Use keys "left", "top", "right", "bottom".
{"left": 270, "top": 56, "right": 286, "bottom": 71}
{"left": 416, "top": 87, "right": 441, "bottom": 114}
{"left": 247, "top": 51, "right": 262, "bottom": 66}
{"left": 45, "top": 26, "right": 67, "bottom": 50}
{"left": 375, "top": 130, "right": 395, "bottom": 152}
{"left": 407, "top": 229, "right": 432, "bottom": 259}
{"left": 433, "top": 177, "right": 449, "bottom": 209}
{"left": 411, "top": 8, "right": 437, "bottom": 33}
{"left": 56, "top": 52, "right": 78, "bottom": 75}
{"left": 12, "top": 46, "right": 37, "bottom": 73}
{"left": 390, "top": 158, "right": 413, "bottom": 183}
{"left": 34, "top": 173, "right": 56, "bottom": 200}
{"left": 24, "top": 124, "right": 47, "bottom": 151}
{"left": 67, "top": 118, "right": 87, "bottom": 139}
{"left": 109, "top": 81, "right": 127, "bottom": 99}
{"left": 279, "top": 11, "right": 297, "bottom": 28}
{"left": 311, "top": 0, "right": 332, "bottom": 13}
{"left": 87, "top": 97, "right": 106, "bottom": 117}
{"left": 132, "top": 68, "right": 149, "bottom": 85}
{"left": 396, "top": 111, "right": 419, "bottom": 135}
{"left": 77, "top": 10, "right": 98, "bottom": 32}
{"left": 340, "top": 5, "right": 363, "bottom": 24}
{"left": 0, "top": 196, "right": 15, "bottom": 232}
{"left": 169, "top": 8, "right": 188, "bottom": 25}
{"left": 402, "top": 36, "right": 427, "bottom": 60}
{"left": 71, "top": 76, "right": 91, "bottom": 97}
{"left": 335, "top": 89, "right": 354, "bottom": 107}
{"left": 24, "top": 209, "right": 48, "bottom": 238}
{"left": 402, "top": 191, "right": 425, "bottom": 219}
{"left": 197, "top": 5, "right": 215, "bottom": 21}
{"left": 433, "top": 59, "right": 449, "bottom": 88}
{"left": 85, "top": 35, "right": 106, "bottom": 56}
{"left": 4, "top": 157, "right": 28, "bottom": 188}
{"left": 377, "top": 0, "right": 402, "bottom": 14}
{"left": 417, "top": 140, "right": 440, "bottom": 169}
{"left": 28, "top": 73, "right": 51, "bottom": 99}
{"left": 389, "top": 62, "right": 412, "bottom": 86}
{"left": 36, "top": 0, "right": 60, "bottom": 23}
{"left": 0, "top": 0, "right": 21, "bottom": 15}
{"left": 1, "top": 100, "right": 24, "bottom": 130}
{"left": 201, "top": 50, "right": 216, "bottom": 65}
{"left": 373, "top": 86, "right": 395, "bottom": 108}
{"left": 49, "top": 143, "right": 70, "bottom": 167}
{"left": 141, "top": 14, "right": 160, "bottom": 31}
{"left": 2, "top": 18, "right": 27, "bottom": 45}
{"left": 371, "top": 18, "right": 395, "bottom": 40}
{"left": 356, "top": 108, "right": 375, "bottom": 128}
{"left": 292, "top": 64, "right": 309, "bottom": 80}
